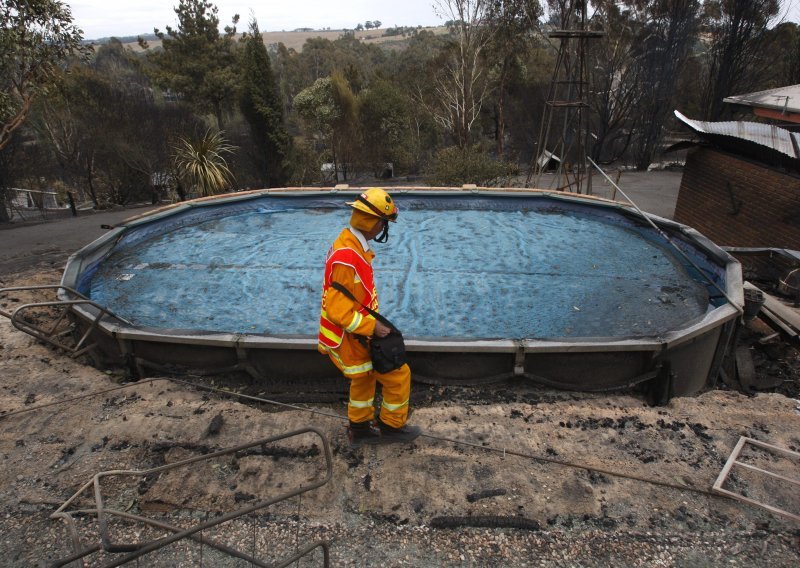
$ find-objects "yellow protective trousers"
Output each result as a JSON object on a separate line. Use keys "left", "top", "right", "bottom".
{"left": 322, "top": 332, "right": 411, "bottom": 428}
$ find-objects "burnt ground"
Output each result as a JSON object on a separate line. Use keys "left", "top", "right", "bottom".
{"left": 733, "top": 318, "right": 800, "bottom": 400}
{"left": 1, "top": 266, "right": 799, "bottom": 567}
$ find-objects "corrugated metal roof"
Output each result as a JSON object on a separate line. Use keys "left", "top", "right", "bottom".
{"left": 674, "top": 110, "right": 800, "bottom": 159}
{"left": 723, "top": 84, "right": 800, "bottom": 114}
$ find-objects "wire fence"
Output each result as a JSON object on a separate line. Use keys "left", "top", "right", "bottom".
{"left": 3, "top": 187, "right": 75, "bottom": 223}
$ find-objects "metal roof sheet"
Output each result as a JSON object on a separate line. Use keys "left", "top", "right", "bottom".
{"left": 674, "top": 110, "right": 800, "bottom": 159}
{"left": 723, "top": 84, "right": 800, "bottom": 114}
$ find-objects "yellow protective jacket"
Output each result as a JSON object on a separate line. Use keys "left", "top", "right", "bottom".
{"left": 318, "top": 228, "right": 379, "bottom": 372}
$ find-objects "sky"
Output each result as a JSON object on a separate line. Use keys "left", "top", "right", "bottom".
{"left": 69, "top": 0, "right": 447, "bottom": 40}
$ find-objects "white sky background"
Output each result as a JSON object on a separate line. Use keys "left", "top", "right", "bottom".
{"left": 69, "top": 0, "right": 446, "bottom": 39}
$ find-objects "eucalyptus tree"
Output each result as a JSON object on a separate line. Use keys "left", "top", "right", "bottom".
{"left": 430, "top": 0, "right": 493, "bottom": 148}
{"left": 359, "top": 80, "right": 416, "bottom": 174}
{"left": 37, "top": 65, "right": 105, "bottom": 207}
{"left": 293, "top": 73, "right": 360, "bottom": 182}
{"left": 0, "top": 134, "right": 28, "bottom": 222}
{"left": 0, "top": 0, "right": 84, "bottom": 221}
{"left": 485, "top": 0, "right": 543, "bottom": 156}
{"left": 272, "top": 43, "right": 304, "bottom": 117}
{"left": 0, "top": 0, "right": 85, "bottom": 152}
{"left": 586, "top": 1, "right": 644, "bottom": 163}
{"left": 141, "top": 0, "right": 239, "bottom": 130}
{"left": 239, "top": 18, "right": 291, "bottom": 188}
{"left": 630, "top": 0, "right": 701, "bottom": 170}
{"left": 388, "top": 30, "right": 449, "bottom": 159}
{"left": 751, "top": 22, "right": 800, "bottom": 89}
{"left": 295, "top": 38, "right": 338, "bottom": 84}
{"left": 289, "top": 35, "right": 387, "bottom": 95}
{"left": 700, "top": 0, "right": 781, "bottom": 120}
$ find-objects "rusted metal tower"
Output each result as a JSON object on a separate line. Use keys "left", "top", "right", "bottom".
{"left": 526, "top": 1, "right": 603, "bottom": 193}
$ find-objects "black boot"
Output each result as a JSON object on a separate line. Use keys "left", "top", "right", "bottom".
{"left": 376, "top": 417, "right": 421, "bottom": 444}
{"left": 348, "top": 420, "right": 381, "bottom": 449}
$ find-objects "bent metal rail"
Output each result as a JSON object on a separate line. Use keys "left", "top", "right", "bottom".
{"left": 49, "top": 427, "right": 333, "bottom": 567}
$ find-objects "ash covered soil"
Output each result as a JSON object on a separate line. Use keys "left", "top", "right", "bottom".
{"left": 1, "top": 268, "right": 799, "bottom": 567}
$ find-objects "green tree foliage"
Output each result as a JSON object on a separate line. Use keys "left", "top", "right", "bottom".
{"left": 287, "top": 139, "right": 322, "bottom": 185}
{"left": 8, "top": 0, "right": 800, "bottom": 204}
{"left": 295, "top": 38, "right": 338, "bottom": 83}
{"left": 39, "top": 65, "right": 106, "bottom": 207}
{"left": 738, "top": 21, "right": 800, "bottom": 94}
{"left": 388, "top": 30, "right": 448, "bottom": 99}
{"left": 383, "top": 25, "right": 421, "bottom": 37}
{"left": 485, "top": 0, "right": 542, "bottom": 157}
{"left": 272, "top": 42, "right": 303, "bottom": 114}
{"left": 387, "top": 30, "right": 449, "bottom": 163}
{"left": 303, "top": 36, "right": 386, "bottom": 88}
{"left": 173, "top": 128, "right": 236, "bottom": 197}
{"left": 294, "top": 77, "right": 337, "bottom": 158}
{"left": 272, "top": 35, "right": 386, "bottom": 121}
{"left": 239, "top": 18, "right": 291, "bottom": 187}
{"left": 700, "top": 0, "right": 781, "bottom": 120}
{"left": 329, "top": 71, "right": 361, "bottom": 179}
{"left": 293, "top": 72, "right": 360, "bottom": 181}
{"left": 142, "top": 0, "right": 239, "bottom": 129}
{"left": 359, "top": 80, "right": 416, "bottom": 174}
{"left": 0, "top": 0, "right": 85, "bottom": 153}
{"left": 429, "top": 0, "right": 493, "bottom": 148}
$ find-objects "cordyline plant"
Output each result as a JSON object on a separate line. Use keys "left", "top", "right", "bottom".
{"left": 173, "top": 129, "right": 236, "bottom": 197}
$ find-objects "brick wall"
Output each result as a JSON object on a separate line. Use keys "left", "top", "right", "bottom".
{"left": 674, "top": 147, "right": 800, "bottom": 249}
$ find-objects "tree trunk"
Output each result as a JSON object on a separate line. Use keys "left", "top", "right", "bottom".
{"left": 496, "top": 92, "right": 505, "bottom": 158}
{"left": 214, "top": 102, "right": 225, "bottom": 131}
{"left": 331, "top": 144, "right": 339, "bottom": 183}
{"left": 85, "top": 154, "right": 99, "bottom": 207}
{"left": 0, "top": 188, "right": 10, "bottom": 223}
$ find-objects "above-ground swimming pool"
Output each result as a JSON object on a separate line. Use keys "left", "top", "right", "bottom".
{"left": 61, "top": 188, "right": 742, "bottom": 396}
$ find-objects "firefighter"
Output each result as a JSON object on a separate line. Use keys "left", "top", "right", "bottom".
{"left": 318, "top": 188, "right": 421, "bottom": 448}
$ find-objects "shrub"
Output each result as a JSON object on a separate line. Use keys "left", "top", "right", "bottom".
{"left": 425, "top": 146, "right": 518, "bottom": 187}
{"left": 287, "top": 140, "right": 323, "bottom": 186}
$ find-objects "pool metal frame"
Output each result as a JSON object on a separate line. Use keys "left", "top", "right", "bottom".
{"left": 59, "top": 187, "right": 743, "bottom": 397}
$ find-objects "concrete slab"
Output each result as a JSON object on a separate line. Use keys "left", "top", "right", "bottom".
{"left": 587, "top": 170, "right": 682, "bottom": 220}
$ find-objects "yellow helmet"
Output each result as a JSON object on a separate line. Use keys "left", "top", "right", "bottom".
{"left": 346, "top": 188, "right": 398, "bottom": 222}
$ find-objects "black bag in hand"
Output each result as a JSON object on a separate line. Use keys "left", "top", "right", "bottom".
{"left": 370, "top": 328, "right": 406, "bottom": 374}
{"left": 331, "top": 282, "right": 407, "bottom": 374}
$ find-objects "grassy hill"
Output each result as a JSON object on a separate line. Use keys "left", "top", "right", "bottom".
{"left": 115, "top": 26, "right": 448, "bottom": 52}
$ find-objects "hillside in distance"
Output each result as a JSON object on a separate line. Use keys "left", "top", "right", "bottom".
{"left": 115, "top": 26, "right": 448, "bottom": 52}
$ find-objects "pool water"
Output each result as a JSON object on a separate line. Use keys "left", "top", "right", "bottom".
{"left": 87, "top": 199, "right": 711, "bottom": 340}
